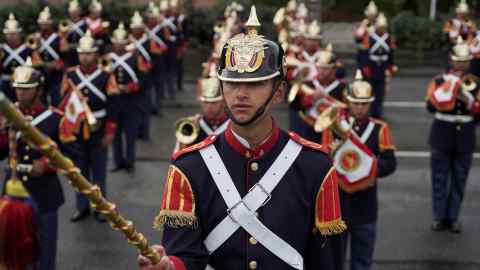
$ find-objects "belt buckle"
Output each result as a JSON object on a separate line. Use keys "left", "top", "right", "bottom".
{"left": 249, "top": 183, "right": 272, "bottom": 207}
{"left": 227, "top": 200, "right": 251, "bottom": 224}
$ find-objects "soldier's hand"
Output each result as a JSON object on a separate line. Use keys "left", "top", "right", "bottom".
{"left": 102, "top": 133, "right": 114, "bottom": 147}
{"left": 138, "top": 245, "right": 175, "bottom": 270}
{"left": 31, "top": 159, "right": 47, "bottom": 177}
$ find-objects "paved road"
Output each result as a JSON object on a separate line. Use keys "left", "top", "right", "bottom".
{"left": 3, "top": 54, "right": 480, "bottom": 270}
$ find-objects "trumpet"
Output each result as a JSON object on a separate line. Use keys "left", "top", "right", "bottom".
{"left": 26, "top": 33, "right": 40, "bottom": 50}
{"left": 98, "top": 56, "right": 112, "bottom": 71}
{"left": 461, "top": 74, "right": 478, "bottom": 92}
{"left": 175, "top": 117, "right": 200, "bottom": 145}
{"left": 314, "top": 103, "right": 350, "bottom": 137}
{"left": 59, "top": 19, "right": 72, "bottom": 33}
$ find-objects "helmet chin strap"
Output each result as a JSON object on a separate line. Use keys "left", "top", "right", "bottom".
{"left": 221, "top": 79, "right": 280, "bottom": 127}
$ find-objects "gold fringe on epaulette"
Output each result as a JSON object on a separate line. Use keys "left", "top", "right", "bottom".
{"left": 153, "top": 210, "right": 198, "bottom": 231}
{"left": 316, "top": 219, "right": 347, "bottom": 236}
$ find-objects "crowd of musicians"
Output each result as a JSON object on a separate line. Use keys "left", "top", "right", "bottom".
{"left": 1, "top": 0, "right": 479, "bottom": 270}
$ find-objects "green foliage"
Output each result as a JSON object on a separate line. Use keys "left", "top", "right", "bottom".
{"left": 391, "top": 11, "right": 444, "bottom": 51}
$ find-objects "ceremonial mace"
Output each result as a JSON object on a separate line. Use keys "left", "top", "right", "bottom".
{"left": 0, "top": 92, "right": 161, "bottom": 264}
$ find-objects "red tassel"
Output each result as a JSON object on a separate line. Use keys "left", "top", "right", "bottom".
{"left": 0, "top": 196, "right": 38, "bottom": 270}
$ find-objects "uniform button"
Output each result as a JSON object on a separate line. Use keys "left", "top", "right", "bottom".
{"left": 22, "top": 176, "right": 28, "bottom": 181}
{"left": 23, "top": 155, "right": 29, "bottom": 161}
{"left": 456, "top": 125, "right": 461, "bottom": 131}
{"left": 250, "top": 162, "right": 258, "bottom": 172}
{"left": 25, "top": 145, "right": 30, "bottom": 150}
{"left": 249, "top": 237, "right": 258, "bottom": 245}
{"left": 249, "top": 261, "right": 257, "bottom": 269}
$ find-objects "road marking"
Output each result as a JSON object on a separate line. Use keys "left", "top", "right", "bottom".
{"left": 397, "top": 151, "right": 480, "bottom": 159}
{"left": 385, "top": 101, "right": 424, "bottom": 108}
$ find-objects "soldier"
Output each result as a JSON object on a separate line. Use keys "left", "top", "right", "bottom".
{"left": 35, "top": 7, "right": 66, "bottom": 106}
{"left": 322, "top": 71, "right": 397, "bottom": 270}
{"left": 289, "top": 44, "right": 347, "bottom": 142}
{"left": 0, "top": 58, "right": 69, "bottom": 270}
{"left": 358, "top": 13, "right": 397, "bottom": 118}
{"left": 108, "top": 22, "right": 150, "bottom": 173}
{"left": 425, "top": 37, "right": 480, "bottom": 233}
{"left": 129, "top": 11, "right": 154, "bottom": 141}
{"left": 138, "top": 7, "right": 346, "bottom": 270}
{"left": 443, "top": 0, "right": 476, "bottom": 46}
{"left": 0, "top": 13, "right": 41, "bottom": 102}
{"left": 86, "top": 0, "right": 110, "bottom": 53}
{"left": 145, "top": 2, "right": 168, "bottom": 116}
{"left": 173, "top": 77, "right": 228, "bottom": 153}
{"left": 62, "top": 0, "right": 88, "bottom": 68}
{"left": 60, "top": 31, "right": 118, "bottom": 223}
{"left": 168, "top": 0, "right": 188, "bottom": 93}
{"left": 159, "top": 0, "right": 179, "bottom": 102}
{"left": 354, "top": 1, "right": 378, "bottom": 47}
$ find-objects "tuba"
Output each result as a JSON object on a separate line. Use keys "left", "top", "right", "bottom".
{"left": 175, "top": 117, "right": 200, "bottom": 145}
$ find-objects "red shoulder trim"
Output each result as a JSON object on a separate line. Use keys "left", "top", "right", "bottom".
{"left": 288, "top": 131, "right": 329, "bottom": 154}
{"left": 172, "top": 135, "right": 218, "bottom": 161}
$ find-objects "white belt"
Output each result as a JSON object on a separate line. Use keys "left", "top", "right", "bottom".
{"left": 435, "top": 112, "right": 473, "bottom": 123}
{"left": 369, "top": 54, "right": 388, "bottom": 62}
{"left": 93, "top": 109, "right": 106, "bottom": 119}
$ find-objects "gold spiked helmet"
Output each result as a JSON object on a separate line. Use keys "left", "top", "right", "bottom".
{"left": 217, "top": 6, "right": 285, "bottom": 82}
{"left": 346, "top": 70, "right": 375, "bottom": 103}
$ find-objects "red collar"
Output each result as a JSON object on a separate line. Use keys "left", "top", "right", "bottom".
{"left": 224, "top": 121, "right": 280, "bottom": 159}
{"left": 80, "top": 65, "right": 98, "bottom": 74}
{"left": 18, "top": 102, "right": 45, "bottom": 116}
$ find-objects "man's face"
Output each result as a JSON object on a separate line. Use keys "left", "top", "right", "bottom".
{"left": 349, "top": 101, "right": 371, "bottom": 119}
{"left": 89, "top": 10, "right": 100, "bottom": 19}
{"left": 15, "top": 87, "right": 38, "bottom": 107}
{"left": 69, "top": 9, "right": 82, "bottom": 20}
{"left": 201, "top": 100, "right": 224, "bottom": 120}
{"left": 451, "top": 60, "right": 470, "bottom": 72}
{"left": 112, "top": 42, "right": 126, "bottom": 53}
{"left": 78, "top": 52, "right": 97, "bottom": 66}
{"left": 131, "top": 27, "right": 144, "bottom": 37}
{"left": 317, "top": 66, "right": 335, "bottom": 81}
{"left": 6, "top": 33, "right": 21, "bottom": 45}
{"left": 304, "top": 39, "right": 319, "bottom": 52}
{"left": 457, "top": 12, "right": 467, "bottom": 20}
{"left": 146, "top": 16, "right": 158, "bottom": 26}
{"left": 222, "top": 79, "right": 283, "bottom": 125}
{"left": 39, "top": 23, "right": 53, "bottom": 32}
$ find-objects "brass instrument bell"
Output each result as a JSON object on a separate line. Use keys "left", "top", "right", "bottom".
{"left": 175, "top": 117, "right": 200, "bottom": 145}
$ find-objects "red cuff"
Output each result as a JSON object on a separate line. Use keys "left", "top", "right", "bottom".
{"left": 0, "top": 132, "right": 8, "bottom": 149}
{"left": 127, "top": 82, "right": 140, "bottom": 93}
{"left": 105, "top": 120, "right": 117, "bottom": 135}
{"left": 471, "top": 101, "right": 480, "bottom": 115}
{"left": 362, "top": 66, "right": 373, "bottom": 78}
{"left": 168, "top": 256, "right": 186, "bottom": 270}
{"left": 299, "top": 91, "right": 313, "bottom": 108}
{"left": 55, "top": 59, "right": 65, "bottom": 70}
{"left": 40, "top": 156, "right": 57, "bottom": 173}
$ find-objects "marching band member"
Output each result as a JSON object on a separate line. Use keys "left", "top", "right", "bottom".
{"left": 173, "top": 76, "right": 228, "bottom": 153}
{"left": 0, "top": 13, "right": 41, "bottom": 102}
{"left": 443, "top": 0, "right": 476, "bottom": 46}
{"left": 289, "top": 43, "right": 347, "bottom": 142}
{"left": 60, "top": 31, "right": 119, "bottom": 223}
{"left": 0, "top": 58, "right": 70, "bottom": 270}
{"left": 139, "top": 7, "right": 345, "bottom": 270}
{"left": 358, "top": 13, "right": 397, "bottom": 118}
{"left": 62, "top": 0, "right": 88, "bottom": 68}
{"left": 108, "top": 21, "right": 151, "bottom": 174}
{"left": 35, "top": 7, "right": 65, "bottom": 106}
{"left": 322, "top": 70, "right": 397, "bottom": 270}
{"left": 86, "top": 0, "right": 110, "bottom": 53}
{"left": 425, "top": 37, "right": 480, "bottom": 233}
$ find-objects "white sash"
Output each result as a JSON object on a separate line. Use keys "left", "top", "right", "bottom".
{"left": 133, "top": 35, "right": 152, "bottom": 62}
{"left": 200, "top": 139, "right": 304, "bottom": 270}
{"left": 39, "top": 33, "right": 60, "bottom": 60}
{"left": 146, "top": 25, "right": 167, "bottom": 47}
{"left": 2, "top": 44, "right": 27, "bottom": 68}
{"left": 198, "top": 118, "right": 230, "bottom": 135}
{"left": 17, "top": 109, "right": 53, "bottom": 140}
{"left": 75, "top": 68, "right": 106, "bottom": 102}
{"left": 70, "top": 19, "right": 86, "bottom": 37}
{"left": 369, "top": 32, "right": 390, "bottom": 54}
{"left": 110, "top": 52, "right": 139, "bottom": 83}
